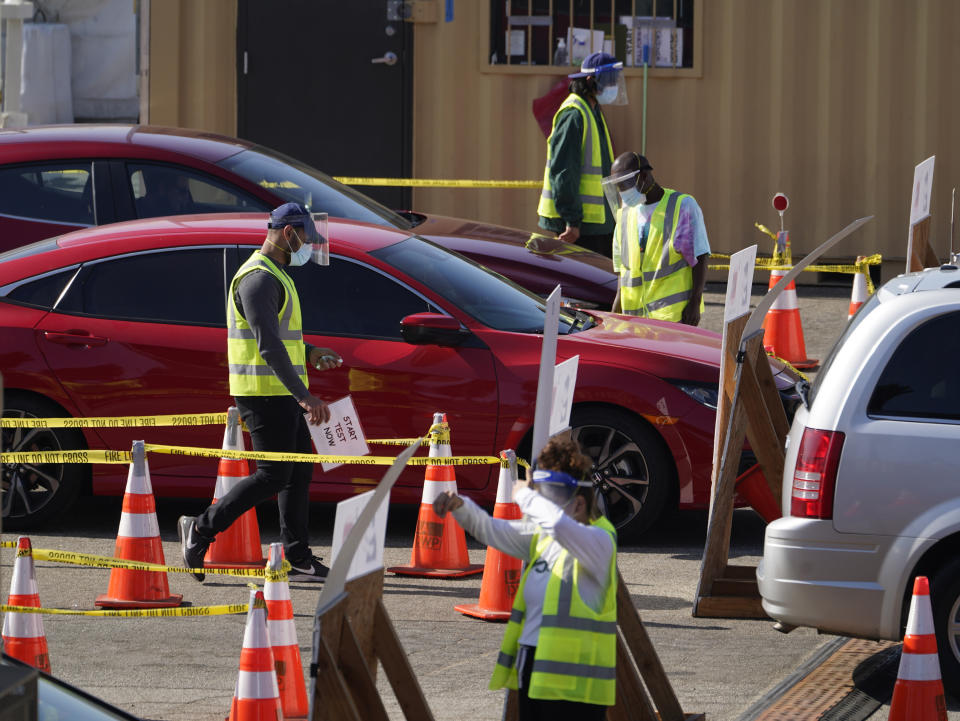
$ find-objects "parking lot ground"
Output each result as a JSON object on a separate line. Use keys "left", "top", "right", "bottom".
{"left": 5, "top": 279, "right": 959, "bottom": 720}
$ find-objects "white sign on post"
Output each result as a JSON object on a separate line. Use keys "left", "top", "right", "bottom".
{"left": 531, "top": 286, "right": 562, "bottom": 464}
{"left": 724, "top": 245, "right": 758, "bottom": 322}
{"left": 305, "top": 395, "right": 369, "bottom": 472}
{"left": 329, "top": 489, "right": 389, "bottom": 582}
{"left": 910, "top": 155, "right": 936, "bottom": 225}
{"left": 549, "top": 355, "right": 579, "bottom": 437}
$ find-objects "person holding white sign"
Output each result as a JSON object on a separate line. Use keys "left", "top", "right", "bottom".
{"left": 604, "top": 151, "right": 711, "bottom": 325}
{"left": 178, "top": 203, "right": 342, "bottom": 583}
{"left": 433, "top": 437, "right": 617, "bottom": 720}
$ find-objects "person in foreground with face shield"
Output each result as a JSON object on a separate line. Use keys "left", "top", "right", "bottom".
{"left": 178, "top": 202, "right": 341, "bottom": 583}
{"left": 604, "top": 152, "right": 711, "bottom": 326}
{"left": 433, "top": 436, "right": 617, "bottom": 720}
{"left": 537, "top": 52, "right": 627, "bottom": 259}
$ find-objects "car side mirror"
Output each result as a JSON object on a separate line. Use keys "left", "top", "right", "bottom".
{"left": 400, "top": 312, "right": 470, "bottom": 347}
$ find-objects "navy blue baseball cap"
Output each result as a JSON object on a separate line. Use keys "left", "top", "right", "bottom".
{"left": 568, "top": 51, "right": 620, "bottom": 78}
{"left": 267, "top": 202, "right": 310, "bottom": 229}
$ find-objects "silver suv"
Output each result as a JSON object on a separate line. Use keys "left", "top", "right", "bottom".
{"left": 758, "top": 264, "right": 960, "bottom": 695}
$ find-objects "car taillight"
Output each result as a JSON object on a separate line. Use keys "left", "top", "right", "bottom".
{"left": 790, "top": 428, "right": 845, "bottom": 519}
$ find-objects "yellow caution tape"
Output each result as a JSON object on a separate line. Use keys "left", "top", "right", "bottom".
{"left": 0, "top": 603, "right": 248, "bottom": 618}
{"left": 0, "top": 413, "right": 229, "bottom": 429}
{"left": 0, "top": 449, "right": 132, "bottom": 464}
{"left": 29, "top": 548, "right": 287, "bottom": 578}
{"left": 708, "top": 253, "right": 881, "bottom": 295}
{"left": 333, "top": 177, "right": 541, "bottom": 189}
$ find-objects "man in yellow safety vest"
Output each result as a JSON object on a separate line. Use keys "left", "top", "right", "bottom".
{"left": 178, "top": 202, "right": 341, "bottom": 583}
{"left": 604, "top": 152, "right": 711, "bottom": 325}
{"left": 537, "top": 52, "right": 627, "bottom": 259}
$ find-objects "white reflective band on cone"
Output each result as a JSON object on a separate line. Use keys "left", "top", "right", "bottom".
{"left": 264, "top": 583, "right": 290, "bottom": 602}
{"left": 2, "top": 614, "right": 44, "bottom": 637}
{"left": 906, "top": 596, "right": 936, "bottom": 635}
{"left": 267, "top": 619, "right": 298, "bottom": 646}
{"left": 243, "top": 613, "right": 270, "bottom": 649}
{"left": 118, "top": 512, "right": 160, "bottom": 539}
{"left": 897, "top": 652, "right": 943, "bottom": 681}
{"left": 495, "top": 475, "right": 513, "bottom": 503}
{"left": 236, "top": 670, "right": 281, "bottom": 699}
{"left": 420, "top": 480, "right": 456, "bottom": 501}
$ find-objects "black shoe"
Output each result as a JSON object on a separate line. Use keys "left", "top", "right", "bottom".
{"left": 287, "top": 555, "right": 329, "bottom": 583}
{"left": 178, "top": 515, "right": 210, "bottom": 582}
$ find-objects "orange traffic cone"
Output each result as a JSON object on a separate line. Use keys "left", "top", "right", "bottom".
{"left": 733, "top": 464, "right": 782, "bottom": 524}
{"left": 95, "top": 441, "right": 182, "bottom": 609}
{"left": 227, "top": 589, "right": 284, "bottom": 721}
{"left": 2, "top": 537, "right": 51, "bottom": 673}
{"left": 761, "top": 268, "right": 818, "bottom": 370}
{"left": 455, "top": 450, "right": 523, "bottom": 620}
{"left": 204, "top": 407, "right": 266, "bottom": 570}
{"left": 848, "top": 257, "right": 868, "bottom": 320}
{"left": 264, "top": 543, "right": 308, "bottom": 720}
{"left": 388, "top": 413, "right": 483, "bottom": 578}
{"left": 889, "top": 576, "right": 948, "bottom": 721}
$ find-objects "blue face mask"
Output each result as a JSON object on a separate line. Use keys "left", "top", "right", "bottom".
{"left": 597, "top": 84, "right": 619, "bottom": 105}
{"left": 287, "top": 230, "right": 312, "bottom": 267}
{"left": 620, "top": 186, "right": 644, "bottom": 207}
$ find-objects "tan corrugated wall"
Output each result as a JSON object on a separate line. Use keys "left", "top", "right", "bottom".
{"left": 413, "top": 0, "right": 960, "bottom": 270}
{"left": 147, "top": 0, "right": 236, "bottom": 134}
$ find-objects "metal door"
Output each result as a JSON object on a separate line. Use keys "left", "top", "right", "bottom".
{"left": 237, "top": 1, "right": 412, "bottom": 209}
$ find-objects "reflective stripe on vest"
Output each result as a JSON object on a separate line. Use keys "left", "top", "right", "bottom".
{"left": 615, "top": 189, "right": 703, "bottom": 322}
{"left": 489, "top": 516, "right": 618, "bottom": 706}
{"left": 227, "top": 251, "right": 307, "bottom": 396}
{"left": 537, "top": 94, "right": 614, "bottom": 225}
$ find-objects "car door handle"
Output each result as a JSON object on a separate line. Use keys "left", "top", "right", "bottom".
{"left": 371, "top": 51, "right": 398, "bottom": 66}
{"left": 43, "top": 331, "right": 108, "bottom": 347}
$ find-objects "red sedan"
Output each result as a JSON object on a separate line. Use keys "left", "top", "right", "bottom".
{"left": 0, "top": 124, "right": 616, "bottom": 308}
{"left": 0, "top": 214, "right": 799, "bottom": 537}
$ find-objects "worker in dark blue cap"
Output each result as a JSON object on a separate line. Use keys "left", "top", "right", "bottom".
{"left": 179, "top": 202, "right": 341, "bottom": 583}
{"left": 537, "top": 51, "right": 627, "bottom": 260}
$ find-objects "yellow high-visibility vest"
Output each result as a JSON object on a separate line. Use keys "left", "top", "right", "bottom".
{"left": 489, "top": 516, "right": 617, "bottom": 706}
{"left": 537, "top": 94, "right": 614, "bottom": 225}
{"left": 227, "top": 251, "right": 307, "bottom": 396}
{"left": 613, "top": 189, "right": 703, "bottom": 322}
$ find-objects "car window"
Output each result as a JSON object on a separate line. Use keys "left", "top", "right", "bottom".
{"left": 0, "top": 163, "right": 94, "bottom": 224}
{"left": 218, "top": 147, "right": 412, "bottom": 229}
{"left": 809, "top": 290, "right": 881, "bottom": 404}
{"left": 284, "top": 254, "right": 435, "bottom": 338}
{"left": 372, "top": 236, "right": 577, "bottom": 333}
{"left": 867, "top": 311, "right": 960, "bottom": 421}
{"left": 127, "top": 163, "right": 269, "bottom": 219}
{"left": 58, "top": 247, "right": 227, "bottom": 326}
{"left": 2, "top": 267, "right": 78, "bottom": 308}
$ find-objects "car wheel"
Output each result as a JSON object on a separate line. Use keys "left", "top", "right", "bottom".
{"left": 2, "top": 394, "right": 86, "bottom": 529}
{"left": 570, "top": 406, "right": 675, "bottom": 540}
{"left": 930, "top": 559, "right": 960, "bottom": 698}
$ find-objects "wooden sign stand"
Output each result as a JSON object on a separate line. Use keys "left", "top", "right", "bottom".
{"left": 907, "top": 216, "right": 937, "bottom": 272}
{"left": 692, "top": 314, "right": 789, "bottom": 619}
{"left": 503, "top": 571, "right": 704, "bottom": 721}
{"left": 311, "top": 569, "right": 435, "bottom": 721}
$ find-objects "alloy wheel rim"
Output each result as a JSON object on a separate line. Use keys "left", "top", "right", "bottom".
{"left": 2, "top": 409, "right": 64, "bottom": 521}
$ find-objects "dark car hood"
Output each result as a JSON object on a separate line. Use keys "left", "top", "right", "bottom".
{"left": 407, "top": 212, "right": 618, "bottom": 307}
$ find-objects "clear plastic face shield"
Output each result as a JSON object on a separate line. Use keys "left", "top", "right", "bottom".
{"left": 601, "top": 168, "right": 641, "bottom": 212}
{"left": 311, "top": 212, "right": 329, "bottom": 266}
{"left": 592, "top": 61, "right": 627, "bottom": 105}
{"left": 531, "top": 469, "right": 589, "bottom": 509}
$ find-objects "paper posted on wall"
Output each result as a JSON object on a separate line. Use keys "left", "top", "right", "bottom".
{"left": 305, "top": 395, "right": 369, "bottom": 472}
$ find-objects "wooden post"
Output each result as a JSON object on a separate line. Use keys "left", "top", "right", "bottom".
{"left": 907, "top": 217, "right": 937, "bottom": 272}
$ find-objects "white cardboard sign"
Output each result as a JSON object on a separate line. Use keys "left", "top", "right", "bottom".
{"left": 910, "top": 155, "right": 936, "bottom": 225}
{"left": 724, "top": 245, "right": 757, "bottom": 322}
{"left": 305, "top": 395, "right": 369, "bottom": 472}
{"left": 329, "top": 489, "right": 389, "bottom": 582}
{"left": 549, "top": 355, "right": 579, "bottom": 437}
{"left": 531, "top": 286, "right": 562, "bottom": 463}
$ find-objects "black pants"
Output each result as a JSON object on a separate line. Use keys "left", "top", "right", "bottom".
{"left": 195, "top": 395, "right": 313, "bottom": 564}
{"left": 576, "top": 232, "right": 613, "bottom": 260}
{"left": 516, "top": 645, "right": 608, "bottom": 721}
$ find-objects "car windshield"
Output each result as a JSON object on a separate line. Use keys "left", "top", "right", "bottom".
{"left": 809, "top": 290, "right": 882, "bottom": 404}
{"left": 217, "top": 146, "right": 413, "bottom": 230}
{"left": 373, "top": 236, "right": 580, "bottom": 333}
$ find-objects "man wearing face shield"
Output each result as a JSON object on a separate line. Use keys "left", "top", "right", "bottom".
{"left": 434, "top": 437, "right": 617, "bottom": 719}
{"left": 178, "top": 202, "right": 341, "bottom": 583}
{"left": 537, "top": 52, "right": 627, "bottom": 260}
{"left": 603, "top": 152, "right": 711, "bottom": 325}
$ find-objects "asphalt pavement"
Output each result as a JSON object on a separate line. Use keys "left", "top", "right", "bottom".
{"left": 3, "top": 279, "right": 958, "bottom": 720}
